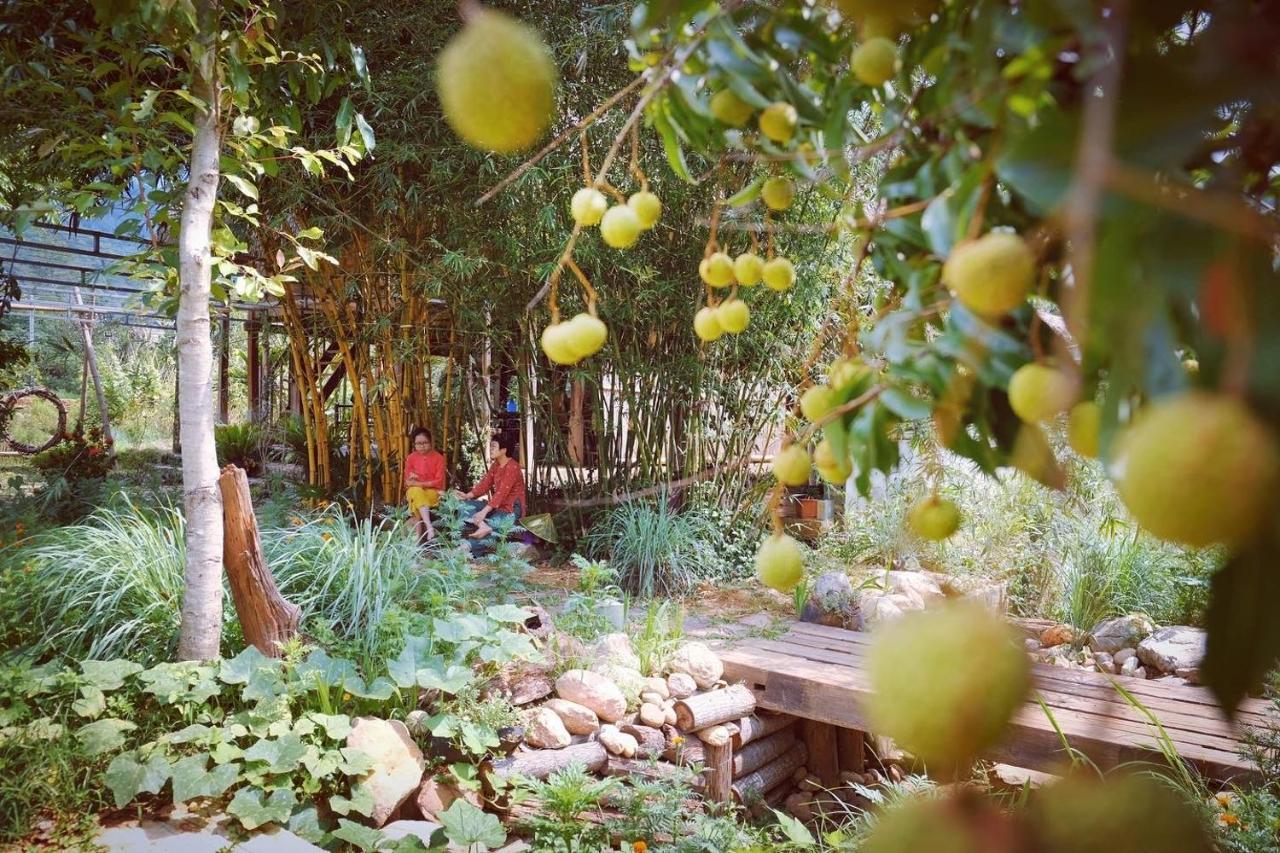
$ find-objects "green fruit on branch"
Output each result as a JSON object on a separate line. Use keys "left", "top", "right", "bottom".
{"left": 756, "top": 532, "right": 804, "bottom": 592}
{"left": 865, "top": 602, "right": 1030, "bottom": 772}
{"left": 627, "top": 191, "right": 661, "bottom": 229}
{"left": 437, "top": 8, "right": 557, "bottom": 154}
{"left": 762, "top": 256, "right": 796, "bottom": 291}
{"left": 761, "top": 177, "right": 796, "bottom": 211}
{"left": 1008, "top": 363, "right": 1076, "bottom": 424}
{"left": 800, "top": 384, "right": 837, "bottom": 422}
{"left": 733, "top": 252, "right": 764, "bottom": 286}
{"left": 759, "top": 101, "right": 798, "bottom": 143}
{"left": 813, "top": 438, "right": 852, "bottom": 483}
{"left": 852, "top": 37, "right": 898, "bottom": 86}
{"left": 540, "top": 322, "right": 579, "bottom": 365}
{"left": 1116, "top": 391, "right": 1280, "bottom": 547}
{"left": 563, "top": 313, "right": 608, "bottom": 360}
{"left": 716, "top": 298, "right": 750, "bottom": 333}
{"left": 600, "top": 205, "right": 641, "bottom": 248}
{"left": 709, "top": 88, "right": 754, "bottom": 127}
{"left": 1067, "top": 401, "right": 1100, "bottom": 459}
{"left": 827, "top": 356, "right": 870, "bottom": 393}
{"left": 699, "top": 251, "right": 736, "bottom": 288}
{"left": 943, "top": 231, "right": 1035, "bottom": 318}
{"left": 772, "top": 444, "right": 811, "bottom": 487}
{"left": 908, "top": 495, "right": 960, "bottom": 540}
{"left": 693, "top": 306, "right": 724, "bottom": 342}
{"left": 570, "top": 187, "right": 607, "bottom": 226}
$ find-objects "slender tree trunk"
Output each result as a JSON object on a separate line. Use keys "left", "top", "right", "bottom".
{"left": 176, "top": 28, "right": 225, "bottom": 661}
{"left": 73, "top": 287, "right": 114, "bottom": 453}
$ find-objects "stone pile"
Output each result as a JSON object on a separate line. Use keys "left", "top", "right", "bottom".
{"left": 1024, "top": 614, "right": 1206, "bottom": 684}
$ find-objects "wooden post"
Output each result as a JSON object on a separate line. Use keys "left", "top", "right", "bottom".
{"left": 802, "top": 720, "right": 840, "bottom": 787}
{"left": 837, "top": 727, "right": 866, "bottom": 774}
{"left": 673, "top": 684, "right": 756, "bottom": 731}
{"left": 218, "top": 313, "right": 230, "bottom": 423}
{"left": 246, "top": 315, "right": 261, "bottom": 422}
{"left": 704, "top": 740, "right": 734, "bottom": 804}
{"left": 219, "top": 465, "right": 300, "bottom": 656}
{"left": 73, "top": 286, "right": 114, "bottom": 453}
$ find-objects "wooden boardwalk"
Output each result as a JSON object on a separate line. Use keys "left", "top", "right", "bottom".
{"left": 719, "top": 621, "right": 1273, "bottom": 785}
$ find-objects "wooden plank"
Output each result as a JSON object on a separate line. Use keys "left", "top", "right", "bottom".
{"left": 761, "top": 631, "right": 1275, "bottom": 730}
{"left": 704, "top": 740, "right": 734, "bottom": 803}
{"left": 742, "top": 637, "right": 1251, "bottom": 746}
{"left": 782, "top": 622, "right": 1274, "bottom": 721}
{"left": 720, "top": 645, "right": 1256, "bottom": 783}
{"left": 802, "top": 720, "right": 840, "bottom": 786}
{"left": 837, "top": 727, "right": 866, "bottom": 773}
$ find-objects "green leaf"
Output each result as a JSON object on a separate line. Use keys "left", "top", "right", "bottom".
{"left": 653, "top": 101, "right": 693, "bottom": 183}
{"left": 104, "top": 751, "right": 171, "bottom": 809}
{"left": 288, "top": 806, "right": 328, "bottom": 845}
{"left": 220, "top": 646, "right": 276, "bottom": 685}
{"left": 350, "top": 44, "right": 370, "bottom": 89}
{"left": 81, "top": 659, "right": 143, "bottom": 691}
{"left": 296, "top": 649, "right": 359, "bottom": 688}
{"left": 485, "top": 604, "right": 531, "bottom": 624}
{"left": 307, "top": 713, "right": 352, "bottom": 740}
{"left": 330, "top": 782, "right": 375, "bottom": 817}
{"left": 1202, "top": 535, "right": 1280, "bottom": 718}
{"left": 355, "top": 113, "right": 376, "bottom": 154}
{"left": 880, "top": 388, "right": 932, "bottom": 421}
{"left": 332, "top": 819, "right": 386, "bottom": 852}
{"left": 73, "top": 686, "right": 107, "bottom": 719}
{"left": 227, "top": 786, "right": 296, "bottom": 831}
{"left": 168, "top": 724, "right": 213, "bottom": 745}
{"left": 171, "top": 753, "right": 241, "bottom": 804}
{"left": 437, "top": 799, "right": 505, "bottom": 850}
{"left": 243, "top": 733, "right": 307, "bottom": 774}
{"left": 726, "top": 176, "right": 764, "bottom": 207}
{"left": 772, "top": 809, "right": 816, "bottom": 845}
{"left": 224, "top": 173, "right": 259, "bottom": 201}
{"left": 338, "top": 747, "right": 375, "bottom": 776}
{"left": 77, "top": 718, "right": 137, "bottom": 757}
{"left": 335, "top": 96, "right": 354, "bottom": 146}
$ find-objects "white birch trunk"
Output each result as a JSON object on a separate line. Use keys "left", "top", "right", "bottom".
{"left": 175, "top": 29, "right": 225, "bottom": 661}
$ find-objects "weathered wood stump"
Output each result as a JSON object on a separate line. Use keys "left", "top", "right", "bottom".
{"left": 734, "top": 713, "right": 795, "bottom": 749}
{"left": 733, "top": 744, "right": 808, "bottom": 803}
{"left": 490, "top": 741, "right": 608, "bottom": 780}
{"left": 733, "top": 729, "right": 797, "bottom": 778}
{"left": 673, "top": 684, "right": 756, "bottom": 731}
{"left": 219, "top": 464, "right": 299, "bottom": 656}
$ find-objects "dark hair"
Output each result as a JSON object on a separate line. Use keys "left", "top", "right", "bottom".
{"left": 493, "top": 432, "right": 519, "bottom": 458}
{"left": 410, "top": 427, "right": 432, "bottom": 443}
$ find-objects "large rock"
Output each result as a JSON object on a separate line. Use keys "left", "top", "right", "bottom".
{"left": 1137, "top": 626, "right": 1206, "bottom": 680}
{"left": 524, "top": 706, "right": 571, "bottom": 749}
{"left": 346, "top": 717, "right": 426, "bottom": 827}
{"left": 667, "top": 672, "right": 697, "bottom": 699}
{"left": 800, "top": 571, "right": 860, "bottom": 629}
{"left": 590, "top": 662, "right": 647, "bottom": 704}
{"left": 1087, "top": 615, "right": 1155, "bottom": 654}
{"left": 883, "top": 570, "right": 946, "bottom": 608}
{"left": 669, "top": 642, "right": 723, "bottom": 689}
{"left": 638, "top": 702, "right": 665, "bottom": 728}
{"left": 509, "top": 671, "right": 553, "bottom": 706}
{"left": 857, "top": 591, "right": 919, "bottom": 630}
{"left": 1040, "top": 624, "right": 1076, "bottom": 647}
{"left": 415, "top": 777, "right": 479, "bottom": 822}
{"left": 592, "top": 633, "right": 642, "bottom": 671}
{"left": 597, "top": 724, "right": 637, "bottom": 758}
{"left": 555, "top": 669, "right": 627, "bottom": 722}
{"left": 938, "top": 574, "right": 1008, "bottom": 612}
{"left": 642, "top": 676, "right": 670, "bottom": 700}
{"left": 543, "top": 698, "right": 599, "bottom": 735}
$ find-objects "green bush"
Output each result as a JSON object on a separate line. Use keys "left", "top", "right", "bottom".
{"left": 585, "top": 496, "right": 708, "bottom": 598}
{"left": 5, "top": 497, "right": 221, "bottom": 664}
{"left": 215, "top": 421, "right": 265, "bottom": 475}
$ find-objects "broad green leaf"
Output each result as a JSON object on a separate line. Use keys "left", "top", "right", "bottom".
{"left": 418, "top": 663, "right": 475, "bottom": 695}
{"left": 170, "top": 753, "right": 211, "bottom": 804}
{"left": 355, "top": 113, "right": 376, "bottom": 154}
{"left": 652, "top": 102, "right": 693, "bottom": 183}
{"left": 772, "top": 809, "right": 816, "bottom": 845}
{"left": 220, "top": 646, "right": 276, "bottom": 685}
{"left": 296, "top": 648, "right": 359, "bottom": 688}
{"left": 332, "top": 819, "right": 386, "bottom": 852}
{"left": 330, "top": 782, "right": 374, "bottom": 817}
{"left": 288, "top": 806, "right": 328, "bottom": 845}
{"left": 224, "top": 173, "right": 259, "bottom": 201}
{"left": 243, "top": 733, "right": 307, "bottom": 774}
{"left": 338, "top": 747, "right": 375, "bottom": 776}
{"left": 307, "top": 713, "right": 352, "bottom": 740}
{"left": 104, "top": 751, "right": 171, "bottom": 809}
{"left": 227, "top": 786, "right": 296, "bottom": 830}
{"left": 345, "top": 675, "right": 396, "bottom": 701}
{"left": 349, "top": 44, "right": 370, "bottom": 88}
{"left": 484, "top": 604, "right": 531, "bottom": 624}
{"left": 880, "top": 388, "right": 933, "bottom": 421}
{"left": 77, "top": 718, "right": 137, "bottom": 757}
{"left": 438, "top": 799, "right": 505, "bottom": 850}
{"left": 73, "top": 686, "right": 107, "bottom": 719}
{"left": 335, "top": 96, "right": 354, "bottom": 146}
{"left": 1203, "top": 531, "right": 1280, "bottom": 718}
{"left": 726, "top": 177, "right": 764, "bottom": 207}
{"left": 80, "top": 659, "right": 143, "bottom": 691}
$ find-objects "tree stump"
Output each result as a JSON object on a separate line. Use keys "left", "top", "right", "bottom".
{"left": 490, "top": 742, "right": 608, "bottom": 780}
{"left": 673, "top": 684, "right": 756, "bottom": 731}
{"left": 219, "top": 464, "right": 300, "bottom": 656}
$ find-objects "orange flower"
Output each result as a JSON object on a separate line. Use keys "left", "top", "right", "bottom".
{"left": 671, "top": 735, "right": 684, "bottom": 746}
{"left": 632, "top": 842, "right": 648, "bottom": 853}
{"left": 1217, "top": 812, "right": 1240, "bottom": 828}
{"left": 321, "top": 532, "right": 333, "bottom": 542}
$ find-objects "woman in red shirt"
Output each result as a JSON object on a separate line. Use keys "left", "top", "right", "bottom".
{"left": 456, "top": 433, "right": 527, "bottom": 541}
{"left": 404, "top": 427, "right": 446, "bottom": 542}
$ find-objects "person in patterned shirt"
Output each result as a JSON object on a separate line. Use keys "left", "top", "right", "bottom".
{"left": 455, "top": 432, "right": 527, "bottom": 541}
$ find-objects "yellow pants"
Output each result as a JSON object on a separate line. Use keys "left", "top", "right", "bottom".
{"left": 407, "top": 487, "right": 440, "bottom": 515}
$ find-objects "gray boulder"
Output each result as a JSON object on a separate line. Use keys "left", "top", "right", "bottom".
{"left": 1087, "top": 615, "right": 1155, "bottom": 654}
{"left": 1137, "top": 626, "right": 1206, "bottom": 680}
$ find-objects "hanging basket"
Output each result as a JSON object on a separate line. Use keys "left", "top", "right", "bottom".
{"left": 0, "top": 386, "right": 68, "bottom": 455}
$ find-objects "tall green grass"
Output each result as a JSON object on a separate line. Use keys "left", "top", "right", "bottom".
{"left": 8, "top": 496, "right": 203, "bottom": 662}
{"left": 585, "top": 496, "right": 709, "bottom": 597}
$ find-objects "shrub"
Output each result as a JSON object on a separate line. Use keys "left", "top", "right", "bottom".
{"left": 585, "top": 495, "right": 706, "bottom": 598}
{"left": 215, "top": 421, "right": 265, "bottom": 475}
{"left": 6, "top": 497, "right": 219, "bottom": 663}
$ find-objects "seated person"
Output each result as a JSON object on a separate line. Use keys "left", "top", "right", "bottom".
{"left": 404, "top": 427, "right": 446, "bottom": 542}
{"left": 455, "top": 433, "right": 526, "bottom": 541}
